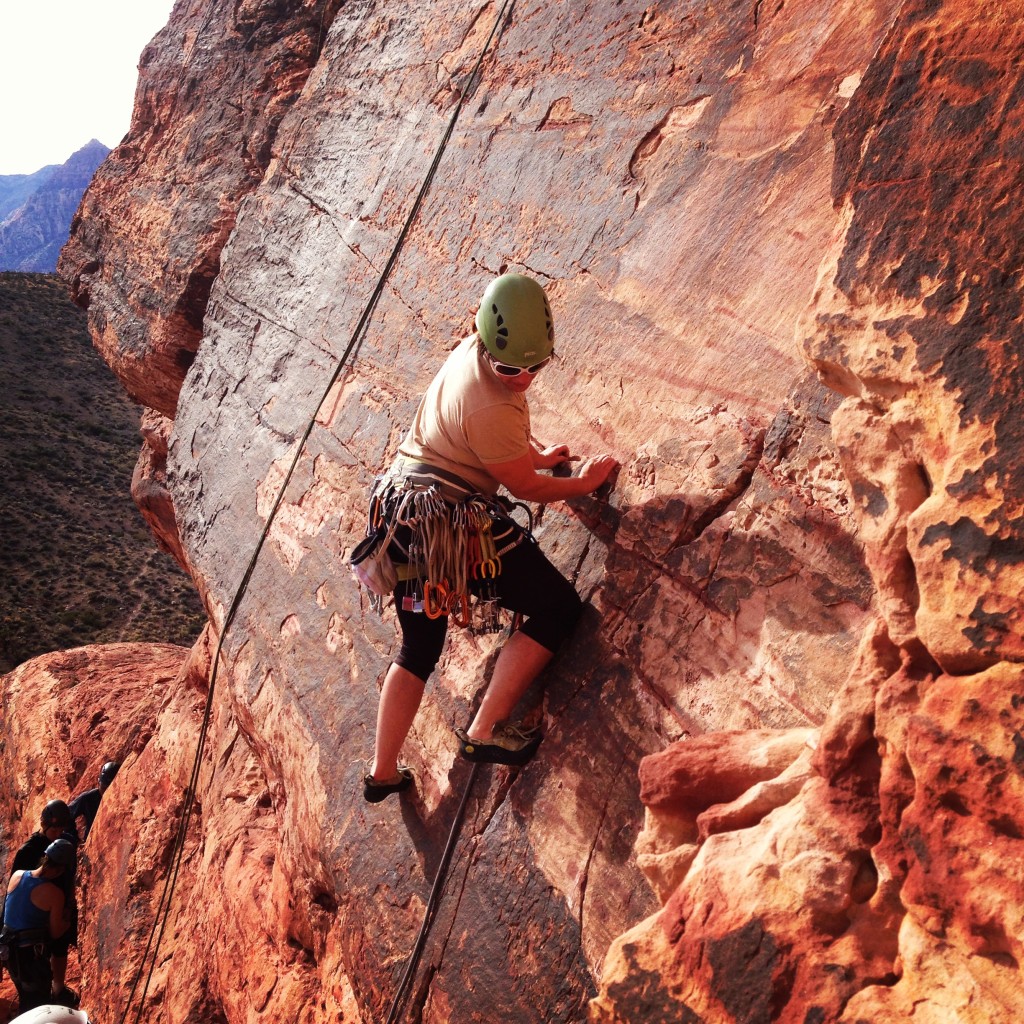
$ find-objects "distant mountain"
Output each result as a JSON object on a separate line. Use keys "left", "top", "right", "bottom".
{"left": 0, "top": 163, "right": 59, "bottom": 222}
{"left": 0, "top": 140, "right": 109, "bottom": 272}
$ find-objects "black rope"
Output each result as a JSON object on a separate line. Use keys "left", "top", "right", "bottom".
{"left": 383, "top": 764, "right": 481, "bottom": 1024}
{"left": 118, "top": 1, "right": 515, "bottom": 1021}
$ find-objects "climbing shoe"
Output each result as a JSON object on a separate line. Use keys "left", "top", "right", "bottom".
{"left": 363, "top": 766, "right": 414, "bottom": 803}
{"left": 52, "top": 986, "right": 81, "bottom": 1008}
{"left": 455, "top": 720, "right": 542, "bottom": 766}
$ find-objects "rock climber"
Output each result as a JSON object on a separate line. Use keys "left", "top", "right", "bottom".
{"left": 68, "top": 760, "right": 120, "bottom": 841}
{"left": 359, "top": 273, "right": 617, "bottom": 802}
{"left": 1, "top": 838, "right": 75, "bottom": 1014}
{"left": 8, "top": 800, "right": 81, "bottom": 1007}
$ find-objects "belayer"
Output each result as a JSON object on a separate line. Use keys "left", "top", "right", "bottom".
{"left": 356, "top": 273, "right": 617, "bottom": 802}
{"left": 8, "top": 800, "right": 80, "bottom": 1008}
{"left": 1, "top": 837, "right": 76, "bottom": 1014}
{"left": 68, "top": 760, "right": 121, "bottom": 842}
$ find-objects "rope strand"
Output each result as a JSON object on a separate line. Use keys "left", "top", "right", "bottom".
{"left": 383, "top": 765, "right": 480, "bottom": 1024}
{"left": 118, "top": 1, "right": 516, "bottom": 1020}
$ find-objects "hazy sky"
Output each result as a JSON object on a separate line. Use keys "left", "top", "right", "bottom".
{"left": 0, "top": 0, "right": 176, "bottom": 175}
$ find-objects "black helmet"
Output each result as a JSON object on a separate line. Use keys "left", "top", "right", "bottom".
{"left": 99, "top": 761, "right": 121, "bottom": 788}
{"left": 41, "top": 799, "right": 72, "bottom": 829}
{"left": 44, "top": 838, "right": 76, "bottom": 867}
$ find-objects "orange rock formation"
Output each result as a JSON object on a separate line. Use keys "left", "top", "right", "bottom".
{"left": 0, "top": 0, "right": 1009, "bottom": 1021}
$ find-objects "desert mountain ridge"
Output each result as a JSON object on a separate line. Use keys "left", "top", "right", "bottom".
{"left": 0, "top": 140, "right": 109, "bottom": 272}
{"left": 0, "top": 271, "right": 206, "bottom": 674}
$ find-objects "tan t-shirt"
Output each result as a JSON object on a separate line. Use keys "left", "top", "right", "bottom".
{"left": 396, "top": 335, "right": 531, "bottom": 494}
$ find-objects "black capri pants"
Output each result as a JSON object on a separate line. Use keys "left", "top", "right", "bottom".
{"left": 392, "top": 524, "right": 583, "bottom": 683}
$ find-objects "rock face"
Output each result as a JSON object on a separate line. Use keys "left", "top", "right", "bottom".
{"left": 593, "top": 0, "right": 1024, "bottom": 1021}
{"left": 16, "top": 0, "right": 1017, "bottom": 1022}
{"left": 58, "top": 0, "right": 345, "bottom": 418}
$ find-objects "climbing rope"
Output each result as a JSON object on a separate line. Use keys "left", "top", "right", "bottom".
{"left": 118, "top": 1, "right": 516, "bottom": 1022}
{"left": 383, "top": 763, "right": 480, "bottom": 1024}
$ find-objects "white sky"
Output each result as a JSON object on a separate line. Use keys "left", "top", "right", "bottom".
{"left": 0, "top": 0, "right": 177, "bottom": 175}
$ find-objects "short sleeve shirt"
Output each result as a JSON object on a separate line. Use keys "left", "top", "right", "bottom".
{"left": 397, "top": 335, "right": 531, "bottom": 494}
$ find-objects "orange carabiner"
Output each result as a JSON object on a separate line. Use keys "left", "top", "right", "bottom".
{"left": 424, "top": 581, "right": 448, "bottom": 620}
{"left": 467, "top": 535, "right": 481, "bottom": 579}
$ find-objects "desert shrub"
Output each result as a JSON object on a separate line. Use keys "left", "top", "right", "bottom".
{"left": 0, "top": 273, "right": 207, "bottom": 672}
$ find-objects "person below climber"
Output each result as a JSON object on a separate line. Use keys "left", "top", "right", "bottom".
{"left": 68, "top": 760, "right": 120, "bottom": 842}
{"left": 1, "top": 838, "right": 75, "bottom": 1014}
{"left": 8, "top": 800, "right": 81, "bottom": 1007}
{"left": 361, "top": 273, "right": 617, "bottom": 802}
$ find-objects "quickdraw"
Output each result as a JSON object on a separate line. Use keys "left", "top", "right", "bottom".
{"left": 358, "top": 472, "right": 532, "bottom": 633}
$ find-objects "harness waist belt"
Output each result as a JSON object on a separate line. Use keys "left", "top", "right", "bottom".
{"left": 393, "top": 458, "right": 481, "bottom": 501}
{"left": 3, "top": 926, "right": 49, "bottom": 946}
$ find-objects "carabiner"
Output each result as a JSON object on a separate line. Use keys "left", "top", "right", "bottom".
{"left": 424, "top": 580, "right": 448, "bottom": 620}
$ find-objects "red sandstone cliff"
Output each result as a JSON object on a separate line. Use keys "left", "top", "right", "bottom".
{"left": 593, "top": 1, "right": 1024, "bottom": 1020}
{"left": 0, "top": 0, "right": 1011, "bottom": 1021}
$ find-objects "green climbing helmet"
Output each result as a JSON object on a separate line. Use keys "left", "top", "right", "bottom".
{"left": 475, "top": 274, "right": 554, "bottom": 367}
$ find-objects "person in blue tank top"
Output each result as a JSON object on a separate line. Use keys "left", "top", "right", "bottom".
{"left": 9, "top": 798, "right": 81, "bottom": 1007}
{"left": 2, "top": 839, "right": 73, "bottom": 1014}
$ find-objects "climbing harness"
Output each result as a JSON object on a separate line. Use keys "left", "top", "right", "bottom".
{"left": 1, "top": 924, "right": 53, "bottom": 1008}
{"left": 117, "top": 0, "right": 517, "bottom": 1022}
{"left": 353, "top": 466, "right": 534, "bottom": 633}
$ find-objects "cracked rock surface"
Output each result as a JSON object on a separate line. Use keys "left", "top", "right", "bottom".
{"left": 3, "top": 0, "right": 1016, "bottom": 1021}
{"left": 593, "top": 0, "right": 1024, "bottom": 1020}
